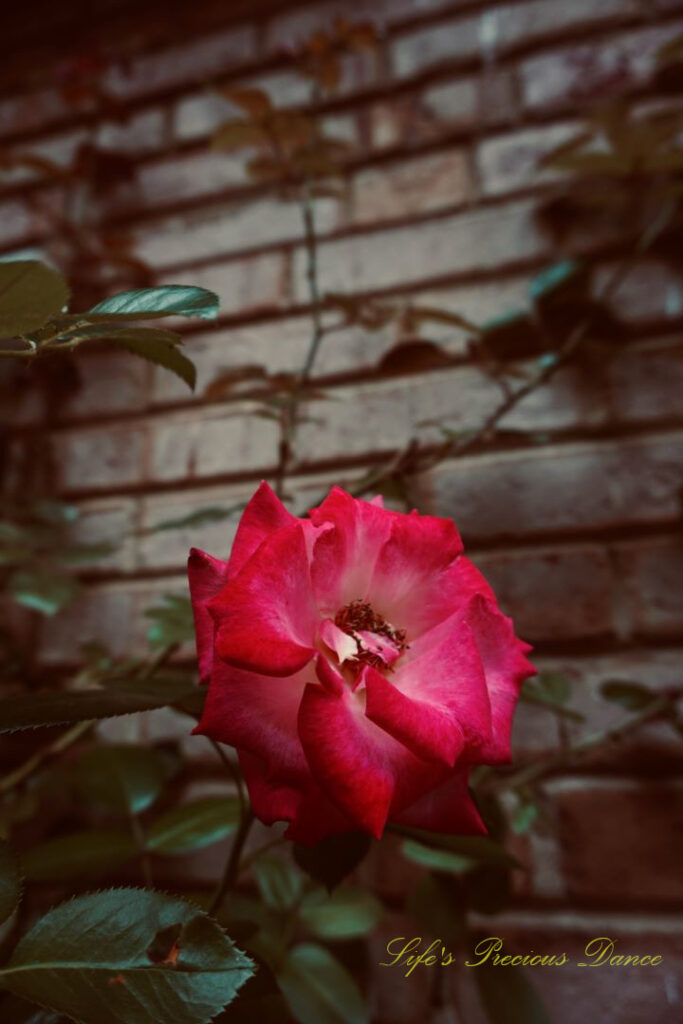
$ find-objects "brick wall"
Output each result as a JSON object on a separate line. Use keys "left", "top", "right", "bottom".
{"left": 2, "top": 1, "right": 682, "bottom": 1021}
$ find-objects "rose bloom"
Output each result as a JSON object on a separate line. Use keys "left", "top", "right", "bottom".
{"left": 189, "top": 483, "right": 534, "bottom": 845}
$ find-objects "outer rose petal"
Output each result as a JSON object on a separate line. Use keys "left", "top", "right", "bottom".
{"left": 187, "top": 548, "right": 231, "bottom": 685}
{"left": 463, "top": 594, "right": 536, "bottom": 763}
{"left": 406, "top": 554, "right": 496, "bottom": 635}
{"left": 211, "top": 522, "right": 318, "bottom": 676}
{"left": 193, "top": 661, "right": 310, "bottom": 779}
{"left": 394, "top": 769, "right": 487, "bottom": 835}
{"left": 228, "top": 480, "right": 296, "bottom": 579}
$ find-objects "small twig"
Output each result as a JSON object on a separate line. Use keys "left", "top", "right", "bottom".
{"left": 208, "top": 806, "right": 255, "bottom": 915}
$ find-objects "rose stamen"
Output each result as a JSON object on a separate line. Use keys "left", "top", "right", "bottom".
{"left": 334, "top": 598, "right": 408, "bottom": 671}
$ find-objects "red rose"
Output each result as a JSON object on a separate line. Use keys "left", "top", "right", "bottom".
{"left": 189, "top": 483, "right": 534, "bottom": 845}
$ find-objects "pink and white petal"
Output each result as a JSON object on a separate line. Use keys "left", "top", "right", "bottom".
{"left": 193, "top": 662, "right": 310, "bottom": 779}
{"left": 227, "top": 480, "right": 296, "bottom": 579}
{"left": 406, "top": 555, "right": 496, "bottom": 636}
{"left": 187, "top": 548, "right": 231, "bottom": 685}
{"left": 212, "top": 522, "right": 318, "bottom": 677}
{"left": 463, "top": 594, "right": 535, "bottom": 764}
{"left": 363, "top": 665, "right": 465, "bottom": 767}
{"left": 309, "top": 488, "right": 395, "bottom": 613}
{"left": 393, "top": 611, "right": 493, "bottom": 756}
{"left": 319, "top": 618, "right": 359, "bottom": 666}
{"left": 368, "top": 512, "right": 463, "bottom": 626}
{"left": 315, "top": 653, "right": 345, "bottom": 695}
{"left": 297, "top": 683, "right": 398, "bottom": 838}
{"left": 393, "top": 769, "right": 487, "bottom": 835}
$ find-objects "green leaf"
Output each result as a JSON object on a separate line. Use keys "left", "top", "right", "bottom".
{"left": 529, "top": 259, "right": 587, "bottom": 303}
{"left": 0, "top": 840, "right": 21, "bottom": 925}
{"left": 146, "top": 797, "right": 240, "bottom": 854}
{"left": 293, "top": 832, "right": 372, "bottom": 891}
{"left": 7, "top": 569, "right": 80, "bottom": 616}
{"left": 88, "top": 285, "right": 219, "bottom": 322}
{"left": 106, "top": 328, "right": 196, "bottom": 390}
{"left": 21, "top": 831, "right": 137, "bottom": 882}
{"left": 0, "top": 888, "right": 254, "bottom": 1024}
{"left": 510, "top": 800, "right": 539, "bottom": 835}
{"left": 600, "top": 680, "right": 658, "bottom": 711}
{"left": 254, "top": 857, "right": 304, "bottom": 912}
{"left": 391, "top": 828, "right": 521, "bottom": 870}
{"left": 276, "top": 944, "right": 368, "bottom": 1024}
{"left": 0, "top": 261, "right": 69, "bottom": 338}
{"left": 401, "top": 839, "right": 477, "bottom": 875}
{"left": 520, "top": 671, "right": 584, "bottom": 722}
{"left": 474, "top": 964, "right": 551, "bottom": 1024}
{"left": 145, "top": 595, "right": 194, "bottom": 649}
{"left": 300, "top": 886, "right": 382, "bottom": 940}
{"left": 0, "top": 677, "right": 199, "bottom": 734}
{"left": 77, "top": 745, "right": 167, "bottom": 815}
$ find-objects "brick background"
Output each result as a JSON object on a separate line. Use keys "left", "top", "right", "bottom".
{"left": 2, "top": 1, "right": 682, "bottom": 1021}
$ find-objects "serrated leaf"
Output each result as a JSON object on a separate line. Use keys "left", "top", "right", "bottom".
{"left": 300, "top": 886, "right": 382, "bottom": 939}
{"left": 21, "top": 831, "right": 137, "bottom": 882}
{"left": 293, "top": 832, "right": 371, "bottom": 891}
{"left": 254, "top": 857, "right": 304, "bottom": 912}
{"left": 0, "top": 888, "right": 254, "bottom": 1024}
{"left": 276, "top": 944, "right": 368, "bottom": 1024}
{"left": 0, "top": 261, "right": 69, "bottom": 338}
{"left": 0, "top": 840, "right": 21, "bottom": 925}
{"left": 88, "top": 286, "right": 218, "bottom": 322}
{"left": 600, "top": 680, "right": 658, "bottom": 711}
{"left": 77, "top": 745, "right": 167, "bottom": 815}
{"left": 0, "top": 677, "right": 198, "bottom": 734}
{"left": 474, "top": 964, "right": 551, "bottom": 1024}
{"left": 146, "top": 797, "right": 239, "bottom": 855}
{"left": 7, "top": 569, "right": 80, "bottom": 616}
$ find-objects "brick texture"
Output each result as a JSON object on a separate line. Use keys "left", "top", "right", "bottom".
{"left": 3, "top": 2, "right": 682, "bottom": 1021}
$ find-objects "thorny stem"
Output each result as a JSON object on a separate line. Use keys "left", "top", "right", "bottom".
{"left": 336, "top": 250, "right": 645, "bottom": 503}
{"left": 489, "top": 693, "right": 678, "bottom": 793}
{"left": 208, "top": 806, "right": 255, "bottom": 915}
{"left": 274, "top": 178, "right": 325, "bottom": 497}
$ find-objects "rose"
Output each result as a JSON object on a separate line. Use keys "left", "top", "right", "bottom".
{"left": 189, "top": 483, "right": 534, "bottom": 845}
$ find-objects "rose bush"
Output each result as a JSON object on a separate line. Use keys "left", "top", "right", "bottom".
{"left": 189, "top": 483, "right": 534, "bottom": 845}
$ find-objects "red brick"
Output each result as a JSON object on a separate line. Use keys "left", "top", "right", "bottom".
{"left": 351, "top": 149, "right": 473, "bottom": 225}
{"left": 39, "top": 581, "right": 138, "bottom": 663}
{"left": 425, "top": 432, "right": 683, "bottom": 543}
{"left": 392, "top": 0, "right": 641, "bottom": 80}
{"left": 551, "top": 779, "right": 683, "bottom": 905}
{"left": 475, "top": 545, "right": 614, "bottom": 641}
{"left": 102, "top": 25, "right": 256, "bottom": 101}
{"left": 0, "top": 197, "right": 36, "bottom": 249}
{"left": 148, "top": 405, "right": 279, "bottom": 483}
{"left": 293, "top": 198, "right": 547, "bottom": 298}
{"left": 69, "top": 496, "right": 139, "bottom": 574}
{"left": 0, "top": 87, "right": 74, "bottom": 140}
{"left": 421, "top": 68, "right": 517, "bottom": 136}
{"left": 132, "top": 195, "right": 340, "bottom": 268}
{"left": 58, "top": 349, "right": 150, "bottom": 421}
{"left": 608, "top": 347, "right": 683, "bottom": 425}
{"left": 52, "top": 422, "right": 146, "bottom": 493}
{"left": 476, "top": 120, "right": 580, "bottom": 196}
{"left": 616, "top": 536, "right": 683, "bottom": 637}
{"left": 521, "top": 22, "right": 683, "bottom": 111}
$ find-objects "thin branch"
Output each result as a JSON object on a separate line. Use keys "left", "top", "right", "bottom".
{"left": 208, "top": 807, "right": 255, "bottom": 915}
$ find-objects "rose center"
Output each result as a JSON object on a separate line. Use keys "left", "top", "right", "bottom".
{"left": 334, "top": 598, "right": 408, "bottom": 671}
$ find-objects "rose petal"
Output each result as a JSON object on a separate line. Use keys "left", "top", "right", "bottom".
{"left": 394, "top": 769, "right": 487, "bottom": 835}
{"left": 187, "top": 548, "right": 231, "bottom": 685}
{"left": 319, "top": 618, "right": 359, "bottom": 666}
{"left": 239, "top": 750, "right": 303, "bottom": 824}
{"left": 406, "top": 554, "right": 496, "bottom": 635}
{"left": 363, "top": 664, "right": 465, "bottom": 767}
{"left": 212, "top": 522, "right": 318, "bottom": 676}
{"left": 193, "top": 661, "right": 310, "bottom": 779}
{"left": 228, "top": 480, "right": 296, "bottom": 579}
{"left": 463, "top": 594, "right": 536, "bottom": 763}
